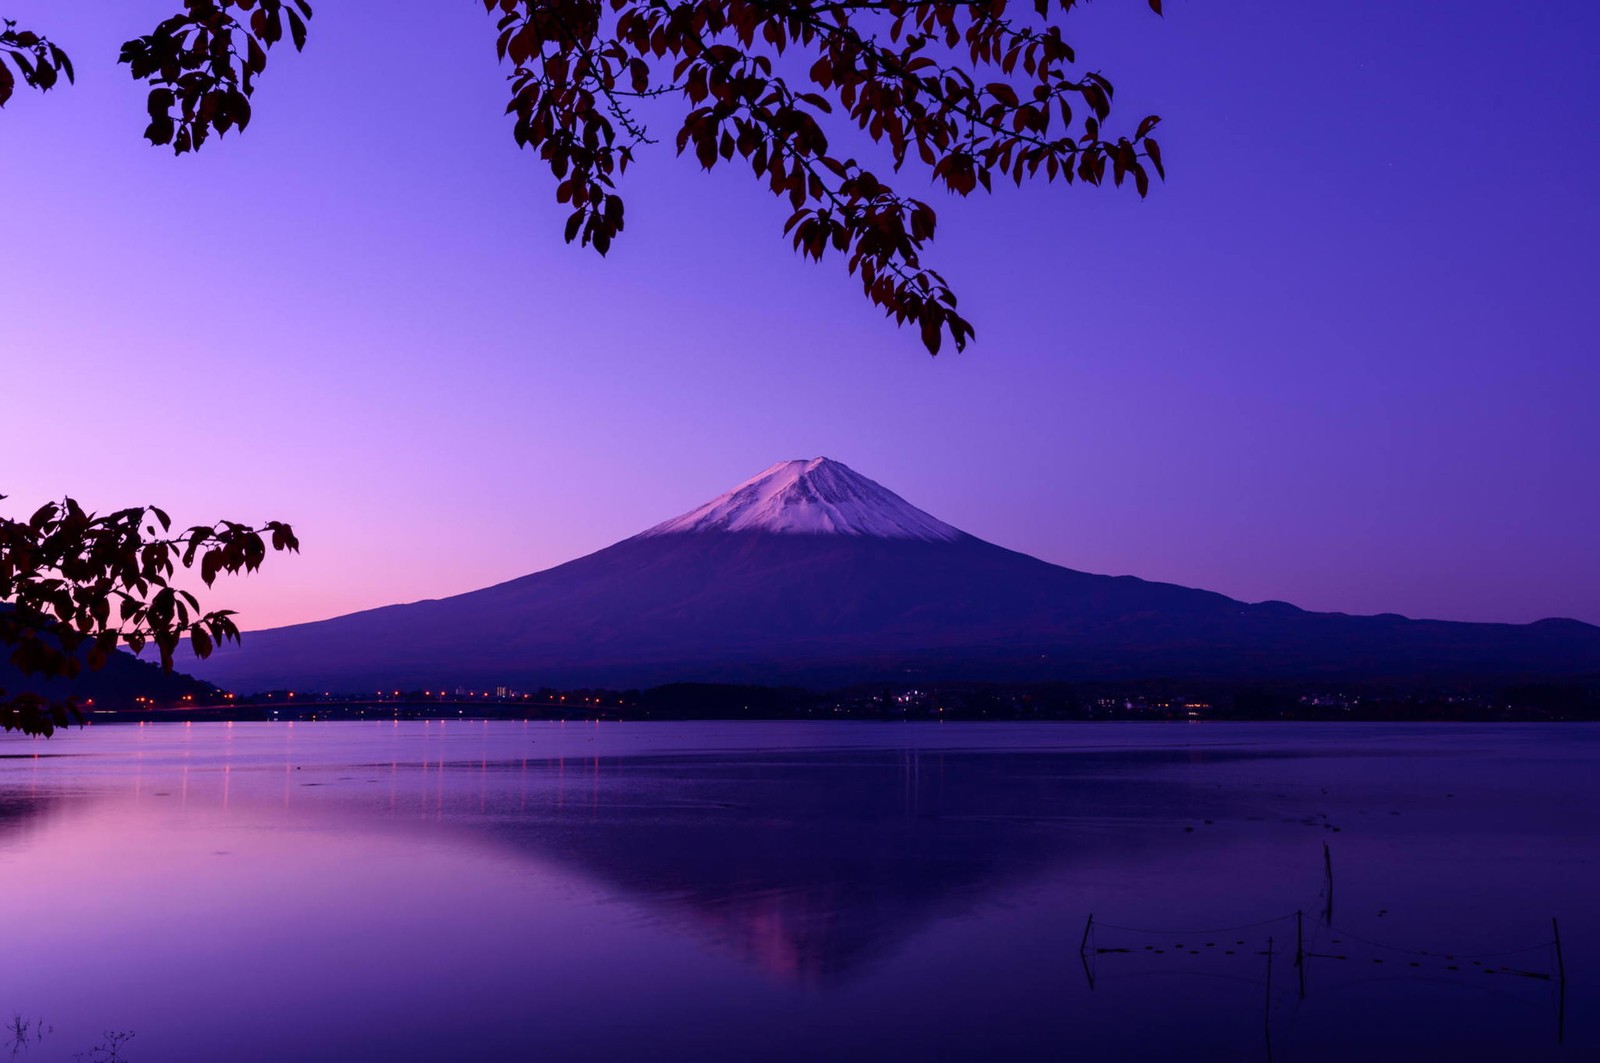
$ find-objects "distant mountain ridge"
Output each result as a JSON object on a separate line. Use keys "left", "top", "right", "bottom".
{"left": 189, "top": 458, "right": 1600, "bottom": 694}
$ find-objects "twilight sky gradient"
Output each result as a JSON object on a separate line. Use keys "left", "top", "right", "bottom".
{"left": 3, "top": 0, "right": 1598, "bottom": 629}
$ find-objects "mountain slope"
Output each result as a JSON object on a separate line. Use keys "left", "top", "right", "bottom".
{"left": 190, "top": 459, "right": 1600, "bottom": 693}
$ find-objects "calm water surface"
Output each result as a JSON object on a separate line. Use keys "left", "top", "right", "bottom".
{"left": 1, "top": 721, "right": 1594, "bottom": 1061}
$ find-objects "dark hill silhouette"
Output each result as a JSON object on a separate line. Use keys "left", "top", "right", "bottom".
{"left": 1, "top": 647, "right": 218, "bottom": 710}
{"left": 190, "top": 459, "right": 1600, "bottom": 694}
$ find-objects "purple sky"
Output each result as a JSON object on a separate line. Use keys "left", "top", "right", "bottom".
{"left": 4, "top": 0, "right": 1598, "bottom": 630}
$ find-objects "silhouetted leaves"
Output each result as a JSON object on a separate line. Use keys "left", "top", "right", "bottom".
{"left": 117, "top": 0, "right": 312, "bottom": 152}
{"left": 0, "top": 19, "right": 73, "bottom": 107}
{"left": 486, "top": 0, "right": 1166, "bottom": 352}
{"left": 0, "top": 495, "right": 299, "bottom": 736}
{"left": 4, "top": 0, "right": 1166, "bottom": 355}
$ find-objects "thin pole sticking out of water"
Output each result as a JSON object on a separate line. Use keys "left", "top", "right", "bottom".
{"left": 1264, "top": 935, "right": 1275, "bottom": 1063}
{"left": 1296, "top": 910, "right": 1306, "bottom": 1000}
{"left": 1079, "top": 913, "right": 1095, "bottom": 990}
{"left": 1322, "top": 843, "right": 1335, "bottom": 926}
{"left": 1553, "top": 917, "right": 1566, "bottom": 984}
{"left": 1554, "top": 916, "right": 1566, "bottom": 1045}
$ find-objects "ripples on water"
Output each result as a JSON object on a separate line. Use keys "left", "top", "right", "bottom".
{"left": 0, "top": 721, "right": 1595, "bottom": 1062}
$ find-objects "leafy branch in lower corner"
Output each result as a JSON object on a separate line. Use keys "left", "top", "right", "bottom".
{"left": 1, "top": 495, "right": 298, "bottom": 736}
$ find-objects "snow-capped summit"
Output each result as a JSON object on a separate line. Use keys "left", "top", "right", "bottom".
{"left": 638, "top": 457, "right": 966, "bottom": 541}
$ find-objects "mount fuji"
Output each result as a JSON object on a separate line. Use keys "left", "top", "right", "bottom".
{"left": 190, "top": 458, "right": 1600, "bottom": 693}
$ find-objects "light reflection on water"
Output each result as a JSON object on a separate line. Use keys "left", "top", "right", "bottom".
{"left": 0, "top": 721, "right": 1595, "bottom": 1062}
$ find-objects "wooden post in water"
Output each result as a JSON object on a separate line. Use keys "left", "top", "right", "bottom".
{"left": 1264, "top": 935, "right": 1276, "bottom": 1063}
{"left": 1322, "top": 843, "right": 1335, "bottom": 926}
{"left": 1079, "top": 913, "right": 1096, "bottom": 991}
{"left": 1296, "top": 910, "right": 1306, "bottom": 1000}
{"left": 1554, "top": 916, "right": 1566, "bottom": 1045}
{"left": 1553, "top": 917, "right": 1566, "bottom": 985}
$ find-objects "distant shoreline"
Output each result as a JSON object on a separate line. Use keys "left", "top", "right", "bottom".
{"left": 74, "top": 680, "right": 1600, "bottom": 727}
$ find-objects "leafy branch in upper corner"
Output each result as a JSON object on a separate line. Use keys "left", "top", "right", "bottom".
{"left": 1, "top": 0, "right": 1167, "bottom": 355}
{"left": 0, "top": 496, "right": 299, "bottom": 736}
{"left": 117, "top": 0, "right": 313, "bottom": 153}
{"left": 0, "top": 18, "right": 74, "bottom": 105}
{"left": 492, "top": 0, "right": 1166, "bottom": 354}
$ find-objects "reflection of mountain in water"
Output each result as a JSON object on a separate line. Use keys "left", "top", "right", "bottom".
{"left": 469, "top": 748, "right": 1286, "bottom": 984}
{"left": 0, "top": 743, "right": 1309, "bottom": 987}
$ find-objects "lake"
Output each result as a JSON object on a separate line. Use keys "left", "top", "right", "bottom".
{"left": 1, "top": 721, "right": 1594, "bottom": 1062}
